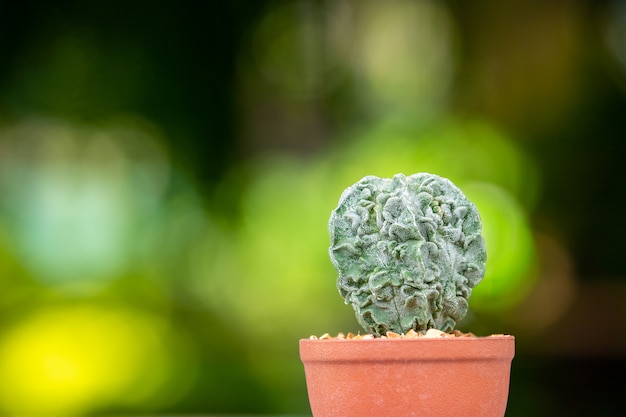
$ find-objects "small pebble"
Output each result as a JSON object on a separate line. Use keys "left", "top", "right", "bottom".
{"left": 308, "top": 329, "right": 482, "bottom": 340}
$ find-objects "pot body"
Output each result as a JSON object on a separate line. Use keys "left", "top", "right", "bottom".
{"left": 300, "top": 335, "right": 514, "bottom": 417}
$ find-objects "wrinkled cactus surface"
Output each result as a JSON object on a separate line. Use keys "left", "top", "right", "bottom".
{"left": 329, "top": 173, "right": 486, "bottom": 336}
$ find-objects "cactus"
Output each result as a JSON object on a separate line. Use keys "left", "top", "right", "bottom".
{"left": 329, "top": 173, "right": 486, "bottom": 336}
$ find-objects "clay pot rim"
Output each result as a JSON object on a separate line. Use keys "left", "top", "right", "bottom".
{"left": 300, "top": 335, "right": 515, "bottom": 362}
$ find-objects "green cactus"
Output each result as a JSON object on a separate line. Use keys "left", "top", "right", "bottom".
{"left": 329, "top": 173, "right": 486, "bottom": 336}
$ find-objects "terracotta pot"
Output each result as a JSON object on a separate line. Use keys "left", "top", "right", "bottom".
{"left": 300, "top": 335, "right": 514, "bottom": 417}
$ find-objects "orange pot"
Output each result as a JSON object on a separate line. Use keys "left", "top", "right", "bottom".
{"left": 300, "top": 335, "right": 514, "bottom": 417}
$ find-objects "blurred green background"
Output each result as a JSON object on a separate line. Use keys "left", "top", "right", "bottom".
{"left": 1, "top": 0, "right": 625, "bottom": 415}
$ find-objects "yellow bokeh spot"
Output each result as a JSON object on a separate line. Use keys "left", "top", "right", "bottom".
{"left": 0, "top": 305, "right": 189, "bottom": 416}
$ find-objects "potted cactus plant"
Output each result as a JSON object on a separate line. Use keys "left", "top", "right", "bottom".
{"left": 299, "top": 173, "right": 515, "bottom": 417}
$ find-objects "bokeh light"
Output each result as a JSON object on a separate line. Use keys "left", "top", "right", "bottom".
{"left": 0, "top": 304, "right": 196, "bottom": 416}
{"left": 0, "top": 117, "right": 170, "bottom": 291}
{"left": 349, "top": 0, "right": 457, "bottom": 116}
{"left": 0, "top": 118, "right": 204, "bottom": 415}
{"left": 603, "top": 0, "right": 626, "bottom": 93}
{"left": 250, "top": 0, "right": 353, "bottom": 99}
{"left": 463, "top": 182, "right": 536, "bottom": 312}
